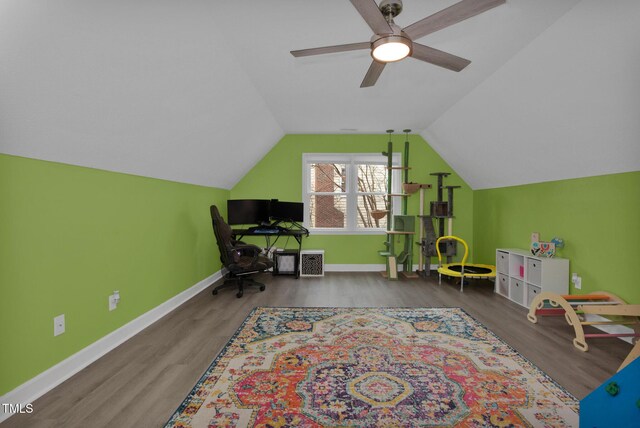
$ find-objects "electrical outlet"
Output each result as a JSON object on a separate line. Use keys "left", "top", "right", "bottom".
{"left": 108, "top": 291, "right": 120, "bottom": 311}
{"left": 54, "top": 314, "right": 65, "bottom": 336}
{"left": 571, "top": 273, "right": 582, "bottom": 290}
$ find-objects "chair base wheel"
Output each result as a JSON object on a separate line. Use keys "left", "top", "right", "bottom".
{"left": 211, "top": 278, "right": 265, "bottom": 298}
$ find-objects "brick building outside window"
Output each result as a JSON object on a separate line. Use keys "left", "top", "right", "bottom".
{"left": 303, "top": 153, "right": 400, "bottom": 234}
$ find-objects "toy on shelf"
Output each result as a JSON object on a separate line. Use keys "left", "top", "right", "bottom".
{"left": 435, "top": 235, "right": 496, "bottom": 292}
{"left": 530, "top": 232, "right": 564, "bottom": 258}
{"left": 527, "top": 291, "right": 640, "bottom": 351}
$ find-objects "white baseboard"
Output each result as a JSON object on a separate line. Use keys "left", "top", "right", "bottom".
{"left": 324, "top": 264, "right": 439, "bottom": 272}
{"left": 325, "top": 264, "right": 386, "bottom": 272}
{"left": 0, "top": 270, "right": 223, "bottom": 423}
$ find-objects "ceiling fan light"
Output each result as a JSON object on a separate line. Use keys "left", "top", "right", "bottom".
{"left": 372, "top": 36, "right": 411, "bottom": 63}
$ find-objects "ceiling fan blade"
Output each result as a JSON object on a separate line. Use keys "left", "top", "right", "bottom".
{"left": 410, "top": 43, "right": 471, "bottom": 72}
{"left": 361, "top": 61, "right": 386, "bottom": 87}
{"left": 403, "top": 0, "right": 505, "bottom": 40}
{"left": 291, "top": 42, "right": 370, "bottom": 58}
{"left": 350, "top": 0, "right": 393, "bottom": 35}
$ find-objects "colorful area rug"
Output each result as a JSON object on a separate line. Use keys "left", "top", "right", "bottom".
{"left": 165, "top": 307, "right": 578, "bottom": 427}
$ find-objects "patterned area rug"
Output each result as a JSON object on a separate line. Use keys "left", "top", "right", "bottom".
{"left": 165, "top": 307, "right": 578, "bottom": 427}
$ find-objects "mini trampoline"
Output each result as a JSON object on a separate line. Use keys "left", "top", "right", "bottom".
{"left": 436, "top": 235, "right": 496, "bottom": 292}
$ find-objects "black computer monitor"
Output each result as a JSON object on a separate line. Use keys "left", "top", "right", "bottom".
{"left": 270, "top": 201, "right": 304, "bottom": 222}
{"left": 227, "top": 199, "right": 271, "bottom": 225}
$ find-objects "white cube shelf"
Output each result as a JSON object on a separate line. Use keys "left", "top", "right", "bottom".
{"left": 495, "top": 249, "right": 569, "bottom": 308}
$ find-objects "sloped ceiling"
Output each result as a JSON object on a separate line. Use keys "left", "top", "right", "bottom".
{"left": 0, "top": 0, "right": 283, "bottom": 189}
{"left": 424, "top": 0, "right": 640, "bottom": 189}
{"left": 1, "top": 0, "right": 637, "bottom": 189}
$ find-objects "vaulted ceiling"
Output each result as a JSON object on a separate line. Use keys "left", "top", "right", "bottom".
{"left": 1, "top": 0, "right": 638, "bottom": 189}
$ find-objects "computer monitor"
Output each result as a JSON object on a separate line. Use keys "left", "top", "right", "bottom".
{"left": 227, "top": 199, "right": 271, "bottom": 225}
{"left": 270, "top": 201, "right": 304, "bottom": 222}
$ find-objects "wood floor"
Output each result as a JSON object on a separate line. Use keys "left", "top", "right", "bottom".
{"left": 3, "top": 272, "right": 632, "bottom": 427}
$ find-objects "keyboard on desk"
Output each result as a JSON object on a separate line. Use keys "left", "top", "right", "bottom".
{"left": 249, "top": 227, "right": 281, "bottom": 234}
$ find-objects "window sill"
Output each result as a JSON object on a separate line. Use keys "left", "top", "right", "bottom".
{"left": 308, "top": 228, "right": 388, "bottom": 236}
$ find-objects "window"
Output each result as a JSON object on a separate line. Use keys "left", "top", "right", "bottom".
{"left": 303, "top": 153, "right": 400, "bottom": 234}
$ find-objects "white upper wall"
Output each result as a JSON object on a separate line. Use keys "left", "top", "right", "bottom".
{"left": 0, "top": 0, "right": 283, "bottom": 189}
{"left": 423, "top": 0, "right": 640, "bottom": 189}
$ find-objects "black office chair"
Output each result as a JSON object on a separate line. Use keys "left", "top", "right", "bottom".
{"left": 210, "top": 205, "right": 273, "bottom": 298}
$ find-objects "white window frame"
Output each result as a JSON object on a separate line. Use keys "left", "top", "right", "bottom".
{"left": 302, "top": 153, "right": 401, "bottom": 235}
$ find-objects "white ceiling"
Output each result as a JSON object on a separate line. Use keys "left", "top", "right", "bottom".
{"left": 216, "top": 0, "right": 579, "bottom": 133}
{"left": 1, "top": 0, "right": 638, "bottom": 189}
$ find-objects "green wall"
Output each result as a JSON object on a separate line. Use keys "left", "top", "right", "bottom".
{"left": 231, "top": 134, "right": 475, "bottom": 265}
{"left": 8, "top": 135, "right": 635, "bottom": 397}
{"left": 474, "top": 171, "right": 640, "bottom": 303}
{"left": 0, "top": 154, "right": 228, "bottom": 395}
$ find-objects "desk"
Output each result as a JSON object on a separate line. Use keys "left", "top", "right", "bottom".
{"left": 231, "top": 227, "right": 308, "bottom": 253}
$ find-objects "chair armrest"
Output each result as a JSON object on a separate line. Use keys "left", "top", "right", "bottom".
{"left": 233, "top": 243, "right": 262, "bottom": 255}
{"left": 228, "top": 243, "right": 262, "bottom": 265}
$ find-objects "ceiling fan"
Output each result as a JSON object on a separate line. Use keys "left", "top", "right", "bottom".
{"left": 290, "top": 0, "right": 505, "bottom": 87}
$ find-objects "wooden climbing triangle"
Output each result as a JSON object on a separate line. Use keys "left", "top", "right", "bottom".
{"left": 527, "top": 291, "right": 640, "bottom": 352}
